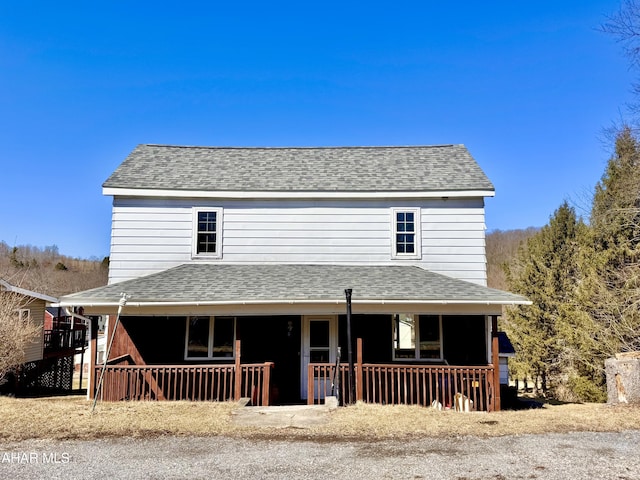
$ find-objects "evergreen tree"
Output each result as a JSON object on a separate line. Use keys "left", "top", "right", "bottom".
{"left": 505, "top": 202, "right": 583, "bottom": 398}
{"left": 578, "top": 127, "right": 640, "bottom": 360}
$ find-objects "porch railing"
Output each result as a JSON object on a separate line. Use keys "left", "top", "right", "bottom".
{"left": 308, "top": 363, "right": 495, "bottom": 412}
{"left": 43, "top": 327, "right": 86, "bottom": 353}
{"left": 94, "top": 362, "right": 274, "bottom": 404}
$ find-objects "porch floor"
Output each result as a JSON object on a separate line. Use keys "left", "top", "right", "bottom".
{"left": 231, "top": 397, "right": 338, "bottom": 428}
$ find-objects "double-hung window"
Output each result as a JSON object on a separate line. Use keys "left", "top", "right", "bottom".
{"left": 391, "top": 208, "right": 421, "bottom": 259}
{"left": 392, "top": 314, "right": 443, "bottom": 361}
{"left": 185, "top": 316, "right": 235, "bottom": 360}
{"left": 192, "top": 207, "right": 222, "bottom": 258}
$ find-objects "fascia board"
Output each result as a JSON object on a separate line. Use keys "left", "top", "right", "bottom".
{"left": 102, "top": 187, "right": 496, "bottom": 199}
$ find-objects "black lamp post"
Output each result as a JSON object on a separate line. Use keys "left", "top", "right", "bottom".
{"left": 345, "top": 288, "right": 354, "bottom": 404}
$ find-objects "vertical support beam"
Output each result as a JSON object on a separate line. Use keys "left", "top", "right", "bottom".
{"left": 491, "top": 315, "right": 501, "bottom": 412}
{"left": 262, "top": 362, "right": 274, "bottom": 406}
{"left": 356, "top": 338, "right": 363, "bottom": 402}
{"left": 234, "top": 339, "right": 242, "bottom": 401}
{"left": 88, "top": 315, "right": 98, "bottom": 399}
{"left": 307, "top": 364, "right": 314, "bottom": 405}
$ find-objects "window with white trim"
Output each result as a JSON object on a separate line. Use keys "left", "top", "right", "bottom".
{"left": 391, "top": 208, "right": 421, "bottom": 258}
{"left": 392, "top": 314, "right": 442, "bottom": 361}
{"left": 192, "top": 208, "right": 222, "bottom": 258}
{"left": 17, "top": 309, "right": 31, "bottom": 322}
{"left": 185, "top": 316, "right": 235, "bottom": 360}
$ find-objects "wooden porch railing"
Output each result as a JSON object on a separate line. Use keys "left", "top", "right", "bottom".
{"left": 93, "top": 340, "right": 274, "bottom": 404}
{"left": 43, "top": 327, "right": 86, "bottom": 353}
{"left": 307, "top": 363, "right": 496, "bottom": 411}
{"left": 94, "top": 362, "right": 274, "bottom": 404}
{"left": 308, "top": 339, "right": 496, "bottom": 411}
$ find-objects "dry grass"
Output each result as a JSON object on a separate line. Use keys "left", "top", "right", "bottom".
{"left": 1, "top": 396, "right": 640, "bottom": 443}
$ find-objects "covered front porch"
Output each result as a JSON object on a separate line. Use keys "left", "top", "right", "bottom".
{"left": 56, "top": 264, "right": 529, "bottom": 411}
{"left": 93, "top": 338, "right": 499, "bottom": 411}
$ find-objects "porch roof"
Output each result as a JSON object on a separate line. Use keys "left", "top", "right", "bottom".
{"left": 56, "top": 264, "right": 529, "bottom": 308}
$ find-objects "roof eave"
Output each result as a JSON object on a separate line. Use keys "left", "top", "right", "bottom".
{"left": 53, "top": 298, "right": 531, "bottom": 308}
{"left": 102, "top": 187, "right": 496, "bottom": 199}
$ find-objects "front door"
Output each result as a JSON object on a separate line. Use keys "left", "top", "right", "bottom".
{"left": 300, "top": 315, "right": 338, "bottom": 400}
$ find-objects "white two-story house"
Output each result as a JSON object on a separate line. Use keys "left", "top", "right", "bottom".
{"left": 58, "top": 144, "right": 528, "bottom": 410}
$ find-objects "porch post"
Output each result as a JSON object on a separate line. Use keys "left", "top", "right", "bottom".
{"left": 88, "top": 315, "right": 98, "bottom": 400}
{"left": 356, "top": 338, "right": 363, "bottom": 402}
{"left": 234, "top": 340, "right": 242, "bottom": 401}
{"left": 491, "top": 315, "right": 501, "bottom": 412}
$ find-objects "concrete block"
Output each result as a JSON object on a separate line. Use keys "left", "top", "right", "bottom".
{"left": 605, "top": 354, "right": 640, "bottom": 405}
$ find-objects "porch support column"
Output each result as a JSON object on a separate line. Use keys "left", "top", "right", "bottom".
{"left": 356, "top": 338, "right": 363, "bottom": 402}
{"left": 234, "top": 340, "right": 242, "bottom": 401}
{"left": 491, "top": 315, "right": 501, "bottom": 412}
{"left": 88, "top": 315, "right": 99, "bottom": 400}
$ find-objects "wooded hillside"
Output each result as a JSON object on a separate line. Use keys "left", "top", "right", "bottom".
{"left": 0, "top": 241, "right": 108, "bottom": 298}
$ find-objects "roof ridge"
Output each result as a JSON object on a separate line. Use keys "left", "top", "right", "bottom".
{"left": 140, "top": 144, "right": 461, "bottom": 150}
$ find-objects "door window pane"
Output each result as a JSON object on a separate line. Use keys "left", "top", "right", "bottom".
{"left": 309, "top": 321, "right": 330, "bottom": 348}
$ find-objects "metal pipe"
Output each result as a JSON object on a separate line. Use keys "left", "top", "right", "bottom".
{"left": 345, "top": 288, "right": 354, "bottom": 404}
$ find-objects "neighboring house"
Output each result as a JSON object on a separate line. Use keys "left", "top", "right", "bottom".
{"left": 1, "top": 279, "right": 56, "bottom": 365}
{"left": 57, "top": 144, "right": 529, "bottom": 410}
{"left": 1, "top": 279, "right": 86, "bottom": 394}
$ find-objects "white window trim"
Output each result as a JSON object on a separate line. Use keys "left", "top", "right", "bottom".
{"left": 17, "top": 308, "right": 31, "bottom": 321}
{"left": 392, "top": 314, "right": 443, "bottom": 362}
{"left": 192, "top": 207, "right": 223, "bottom": 259}
{"left": 184, "top": 316, "right": 236, "bottom": 360}
{"left": 391, "top": 207, "right": 422, "bottom": 259}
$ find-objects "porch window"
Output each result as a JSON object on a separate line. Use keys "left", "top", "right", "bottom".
{"left": 192, "top": 207, "right": 222, "bottom": 258}
{"left": 185, "top": 316, "right": 235, "bottom": 360}
{"left": 391, "top": 208, "right": 421, "bottom": 259}
{"left": 392, "top": 314, "right": 442, "bottom": 361}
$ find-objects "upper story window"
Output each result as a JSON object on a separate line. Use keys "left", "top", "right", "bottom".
{"left": 192, "top": 207, "right": 222, "bottom": 258}
{"left": 185, "top": 316, "right": 235, "bottom": 360}
{"left": 391, "top": 208, "right": 421, "bottom": 259}
{"left": 393, "top": 314, "right": 443, "bottom": 361}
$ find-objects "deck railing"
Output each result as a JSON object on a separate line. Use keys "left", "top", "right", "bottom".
{"left": 94, "top": 362, "right": 273, "bottom": 404}
{"left": 43, "top": 327, "right": 86, "bottom": 353}
{"left": 308, "top": 363, "right": 495, "bottom": 412}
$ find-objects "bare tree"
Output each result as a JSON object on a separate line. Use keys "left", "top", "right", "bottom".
{"left": 0, "top": 291, "right": 42, "bottom": 385}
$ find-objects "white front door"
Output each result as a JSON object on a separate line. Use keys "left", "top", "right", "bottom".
{"left": 300, "top": 315, "right": 338, "bottom": 400}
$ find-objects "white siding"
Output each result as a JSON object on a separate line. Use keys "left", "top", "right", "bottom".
{"left": 108, "top": 197, "right": 488, "bottom": 285}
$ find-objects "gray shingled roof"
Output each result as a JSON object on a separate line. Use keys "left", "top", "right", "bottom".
{"left": 103, "top": 144, "right": 495, "bottom": 193}
{"left": 58, "top": 264, "right": 527, "bottom": 306}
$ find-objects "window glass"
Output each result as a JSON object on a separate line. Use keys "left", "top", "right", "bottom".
{"left": 212, "top": 317, "right": 235, "bottom": 357}
{"left": 394, "top": 210, "right": 418, "bottom": 255}
{"left": 187, "top": 316, "right": 210, "bottom": 357}
{"left": 419, "top": 315, "right": 441, "bottom": 359}
{"left": 393, "top": 314, "right": 442, "bottom": 360}
{"left": 197, "top": 211, "right": 217, "bottom": 254}
{"left": 309, "top": 321, "right": 330, "bottom": 348}
{"left": 394, "top": 314, "right": 416, "bottom": 359}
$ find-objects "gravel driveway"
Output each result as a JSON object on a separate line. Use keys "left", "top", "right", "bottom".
{"left": 2, "top": 431, "right": 640, "bottom": 480}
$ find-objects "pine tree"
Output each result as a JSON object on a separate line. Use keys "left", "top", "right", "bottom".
{"left": 505, "top": 202, "right": 583, "bottom": 398}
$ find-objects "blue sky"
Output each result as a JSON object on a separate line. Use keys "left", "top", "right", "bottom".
{"left": 0, "top": 1, "right": 635, "bottom": 259}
